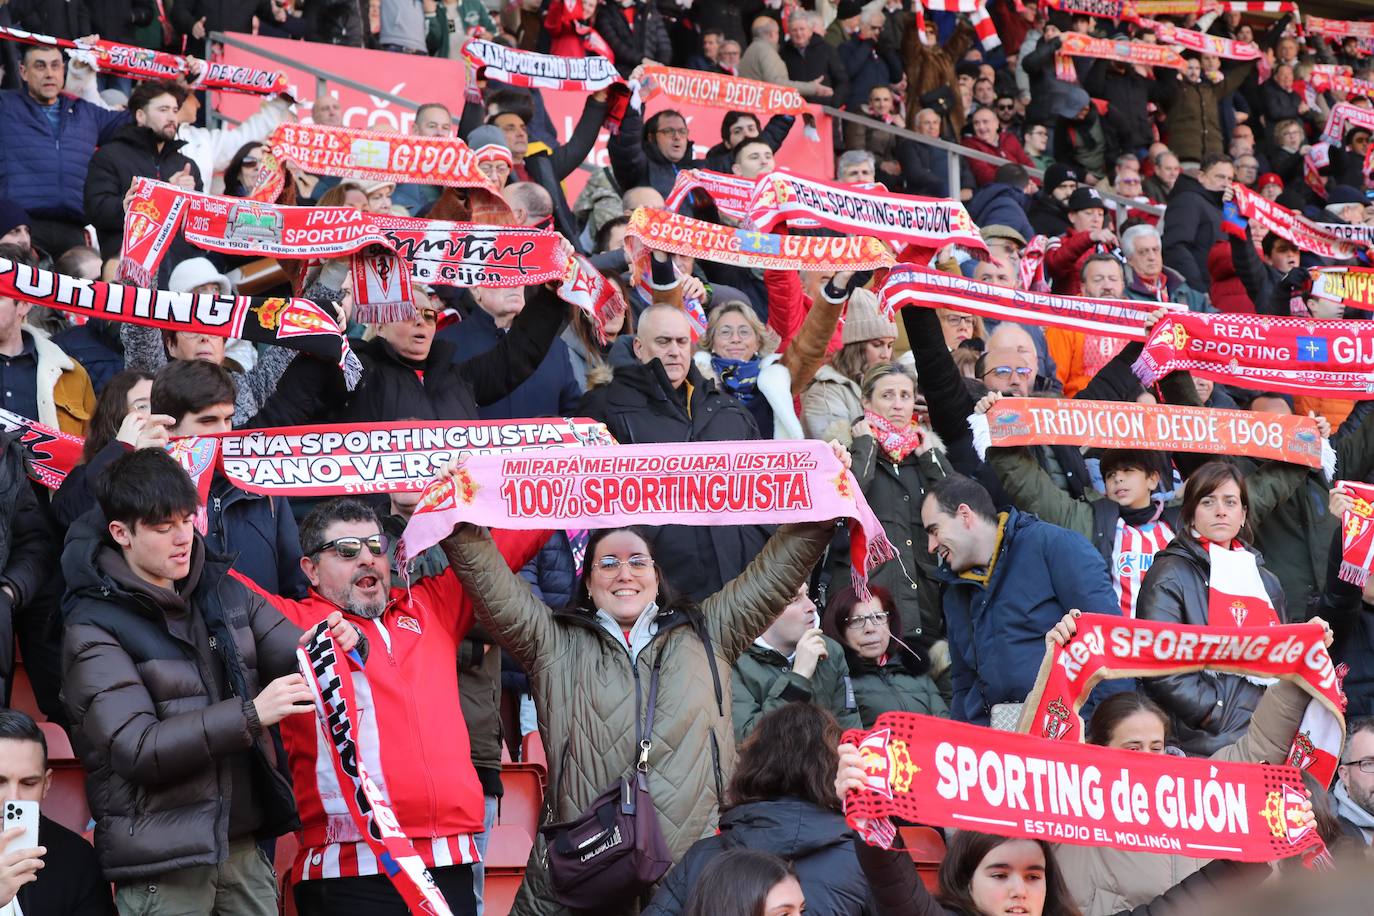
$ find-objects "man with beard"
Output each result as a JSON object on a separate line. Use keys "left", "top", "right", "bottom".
{"left": 244, "top": 497, "right": 548, "bottom": 914}
{"left": 83, "top": 79, "right": 200, "bottom": 259}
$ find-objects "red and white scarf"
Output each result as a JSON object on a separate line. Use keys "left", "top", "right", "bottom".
{"left": 1306, "top": 17, "right": 1374, "bottom": 40}
{"left": 1335, "top": 482, "right": 1374, "bottom": 587}
{"left": 863, "top": 410, "right": 925, "bottom": 464}
{"left": 268, "top": 123, "right": 493, "bottom": 189}
{"left": 1142, "top": 19, "right": 1262, "bottom": 60}
{"left": 638, "top": 65, "right": 819, "bottom": 139}
{"left": 1232, "top": 183, "right": 1359, "bottom": 261}
{"left": 558, "top": 255, "right": 629, "bottom": 345}
{"left": 665, "top": 169, "right": 755, "bottom": 221}
{"left": 460, "top": 39, "right": 630, "bottom": 128}
{"left": 1321, "top": 102, "right": 1374, "bottom": 146}
{"left": 1056, "top": 31, "right": 1186, "bottom": 70}
{"left": 1311, "top": 267, "right": 1374, "bottom": 311}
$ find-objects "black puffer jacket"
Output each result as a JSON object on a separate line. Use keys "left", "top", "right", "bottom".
{"left": 578, "top": 354, "right": 768, "bottom": 600}
{"left": 1160, "top": 174, "right": 1223, "bottom": 293}
{"left": 644, "top": 798, "right": 872, "bottom": 916}
{"left": 1134, "top": 534, "right": 1287, "bottom": 756}
{"left": 60, "top": 515, "right": 302, "bottom": 881}
{"left": 83, "top": 125, "right": 202, "bottom": 258}
{"left": 85, "top": 0, "right": 155, "bottom": 44}
{"left": 594, "top": 0, "right": 672, "bottom": 76}
{"left": 608, "top": 106, "right": 704, "bottom": 198}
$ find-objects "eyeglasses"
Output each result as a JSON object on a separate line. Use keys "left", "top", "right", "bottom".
{"left": 1341, "top": 757, "right": 1374, "bottom": 774}
{"left": 941, "top": 314, "right": 975, "bottom": 327}
{"left": 655, "top": 127, "right": 690, "bottom": 138}
{"left": 846, "top": 612, "right": 890, "bottom": 630}
{"left": 996, "top": 103, "right": 1015, "bottom": 111}
{"left": 416, "top": 307, "right": 439, "bottom": 324}
{"left": 308, "top": 534, "right": 390, "bottom": 559}
{"left": 594, "top": 554, "right": 654, "bottom": 574}
{"left": 241, "top": 157, "right": 260, "bottom": 167}
{"left": 984, "top": 366, "right": 1034, "bottom": 380}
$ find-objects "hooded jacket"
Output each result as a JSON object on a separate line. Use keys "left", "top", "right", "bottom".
{"left": 83, "top": 124, "right": 203, "bottom": 258}
{"left": 643, "top": 798, "right": 873, "bottom": 916}
{"left": 1134, "top": 534, "right": 1287, "bottom": 756}
{"left": 730, "top": 634, "right": 861, "bottom": 742}
{"left": 60, "top": 514, "right": 302, "bottom": 881}
{"left": 968, "top": 181, "right": 1034, "bottom": 242}
{"left": 443, "top": 520, "right": 833, "bottom": 916}
{"left": 1160, "top": 174, "right": 1223, "bottom": 292}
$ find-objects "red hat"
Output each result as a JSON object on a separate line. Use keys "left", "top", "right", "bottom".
{"left": 1256, "top": 172, "right": 1283, "bottom": 192}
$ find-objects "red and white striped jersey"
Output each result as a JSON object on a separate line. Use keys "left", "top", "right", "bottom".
{"left": 297, "top": 834, "right": 480, "bottom": 883}
{"left": 1112, "top": 517, "right": 1175, "bottom": 617}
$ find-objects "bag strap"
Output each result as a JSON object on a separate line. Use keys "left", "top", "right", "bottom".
{"left": 636, "top": 650, "right": 665, "bottom": 773}
{"left": 691, "top": 613, "right": 724, "bottom": 718}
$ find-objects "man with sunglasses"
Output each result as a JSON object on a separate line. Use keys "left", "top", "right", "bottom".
{"left": 241, "top": 496, "right": 547, "bottom": 915}
{"left": 1335, "top": 718, "right": 1374, "bottom": 845}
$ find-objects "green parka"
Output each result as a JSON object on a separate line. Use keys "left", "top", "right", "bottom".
{"left": 730, "top": 634, "right": 861, "bottom": 743}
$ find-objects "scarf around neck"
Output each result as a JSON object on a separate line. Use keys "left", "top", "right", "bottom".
{"left": 864, "top": 409, "right": 926, "bottom": 464}
{"left": 711, "top": 355, "right": 763, "bottom": 403}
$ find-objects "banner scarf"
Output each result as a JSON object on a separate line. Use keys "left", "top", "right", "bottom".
{"left": 748, "top": 170, "right": 988, "bottom": 254}
{"left": 665, "top": 169, "right": 754, "bottom": 222}
{"left": 638, "top": 65, "right": 821, "bottom": 141}
{"left": 397, "top": 440, "right": 896, "bottom": 596}
{"left": 1042, "top": 0, "right": 1138, "bottom": 20}
{"left": 558, "top": 254, "right": 629, "bottom": 345}
{"left": 1141, "top": 20, "right": 1262, "bottom": 60}
{"left": 1230, "top": 183, "right": 1358, "bottom": 261}
{"left": 1311, "top": 266, "right": 1374, "bottom": 310}
{"left": 879, "top": 264, "right": 1173, "bottom": 337}
{"left": 0, "top": 257, "right": 361, "bottom": 386}
{"left": 459, "top": 39, "right": 630, "bottom": 129}
{"left": 268, "top": 123, "right": 493, "bottom": 190}
{"left": 841, "top": 711, "right": 1326, "bottom": 862}
{"left": 1310, "top": 68, "right": 1374, "bottom": 102}
{"left": 626, "top": 207, "right": 896, "bottom": 273}
{"left": 121, "top": 179, "right": 569, "bottom": 292}
{"left": 0, "top": 26, "right": 287, "bottom": 95}
{"left": 1017, "top": 614, "right": 1345, "bottom": 794}
{"left": 623, "top": 235, "right": 709, "bottom": 340}
{"left": 1056, "top": 32, "right": 1186, "bottom": 70}
{"left": 298, "top": 627, "right": 454, "bottom": 915}
{"left": 1321, "top": 102, "right": 1374, "bottom": 147}
{"left": 1307, "top": 17, "right": 1374, "bottom": 40}
{"left": 0, "top": 408, "right": 83, "bottom": 489}
{"left": 1133, "top": 311, "right": 1374, "bottom": 400}
{"left": 1335, "top": 481, "right": 1374, "bottom": 587}
{"left": 1130, "top": 0, "right": 1293, "bottom": 11}
{"left": 968, "top": 397, "right": 1334, "bottom": 474}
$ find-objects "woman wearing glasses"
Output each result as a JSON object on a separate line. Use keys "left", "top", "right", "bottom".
{"left": 691, "top": 302, "right": 808, "bottom": 440}
{"left": 821, "top": 584, "right": 946, "bottom": 727}
{"left": 440, "top": 479, "right": 840, "bottom": 915}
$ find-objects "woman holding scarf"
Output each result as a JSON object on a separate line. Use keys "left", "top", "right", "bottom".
{"left": 692, "top": 302, "right": 803, "bottom": 440}
{"left": 1135, "top": 462, "right": 1289, "bottom": 756}
{"left": 832, "top": 363, "right": 952, "bottom": 687}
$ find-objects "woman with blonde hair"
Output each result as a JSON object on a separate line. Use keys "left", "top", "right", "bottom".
{"left": 693, "top": 301, "right": 803, "bottom": 439}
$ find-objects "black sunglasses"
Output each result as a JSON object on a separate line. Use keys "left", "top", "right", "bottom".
{"left": 308, "top": 534, "right": 390, "bottom": 559}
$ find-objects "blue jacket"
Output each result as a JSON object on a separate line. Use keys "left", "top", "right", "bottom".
{"left": 969, "top": 181, "right": 1034, "bottom": 242}
{"left": 937, "top": 508, "right": 1127, "bottom": 724}
{"left": 0, "top": 91, "right": 127, "bottom": 222}
{"left": 438, "top": 306, "right": 582, "bottom": 420}
{"left": 205, "top": 475, "right": 309, "bottom": 600}
{"left": 52, "top": 320, "right": 124, "bottom": 393}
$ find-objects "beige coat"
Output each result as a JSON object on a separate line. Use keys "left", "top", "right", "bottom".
{"left": 444, "top": 521, "right": 833, "bottom": 915}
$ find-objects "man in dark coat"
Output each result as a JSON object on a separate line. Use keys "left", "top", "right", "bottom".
{"left": 85, "top": 0, "right": 157, "bottom": 45}
{"left": 594, "top": 0, "right": 672, "bottom": 77}
{"left": 609, "top": 106, "right": 704, "bottom": 198}
{"left": 0, "top": 432, "right": 55, "bottom": 712}
{"left": 1026, "top": 162, "right": 1079, "bottom": 237}
{"left": 0, "top": 44, "right": 127, "bottom": 255}
{"left": 1161, "top": 153, "right": 1232, "bottom": 293}
{"left": 579, "top": 304, "right": 767, "bottom": 600}
{"left": 968, "top": 163, "right": 1035, "bottom": 242}
{"left": 835, "top": 10, "right": 901, "bottom": 111}
{"left": 780, "top": 10, "right": 850, "bottom": 111}
{"left": 84, "top": 79, "right": 202, "bottom": 259}
{"left": 701, "top": 111, "right": 795, "bottom": 174}
{"left": 61, "top": 448, "right": 358, "bottom": 906}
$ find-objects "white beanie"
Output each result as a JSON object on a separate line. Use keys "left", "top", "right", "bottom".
{"left": 168, "top": 257, "right": 233, "bottom": 296}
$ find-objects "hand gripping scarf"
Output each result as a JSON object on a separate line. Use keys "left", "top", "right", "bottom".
{"left": 626, "top": 207, "right": 895, "bottom": 272}
{"left": 268, "top": 123, "right": 492, "bottom": 190}
{"left": 558, "top": 254, "right": 629, "bottom": 345}
{"left": 879, "top": 264, "right": 1172, "bottom": 335}
{"left": 1311, "top": 267, "right": 1374, "bottom": 311}
{"left": 1334, "top": 482, "right": 1374, "bottom": 587}
{"left": 638, "top": 65, "right": 821, "bottom": 141}
{"left": 460, "top": 39, "right": 630, "bottom": 129}
{"left": 665, "top": 169, "right": 755, "bottom": 222}
{"left": 297, "top": 627, "right": 454, "bottom": 915}
{"left": 748, "top": 170, "right": 987, "bottom": 254}
{"left": 397, "top": 440, "right": 896, "bottom": 596}
{"left": 0, "top": 408, "right": 83, "bottom": 489}
{"left": 842, "top": 711, "right": 1327, "bottom": 863}
{"left": 1133, "top": 311, "right": 1374, "bottom": 399}
{"left": 1142, "top": 19, "right": 1262, "bottom": 60}
{"left": 0, "top": 26, "right": 287, "bottom": 94}
{"left": 863, "top": 411, "right": 926, "bottom": 465}
{"left": 1321, "top": 102, "right": 1374, "bottom": 147}
{"left": 1018, "top": 614, "right": 1346, "bottom": 789}
{"left": 0, "top": 257, "right": 361, "bottom": 386}
{"left": 968, "top": 397, "right": 1334, "bottom": 474}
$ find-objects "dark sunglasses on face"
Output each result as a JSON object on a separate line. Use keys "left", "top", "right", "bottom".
{"left": 241, "top": 157, "right": 260, "bottom": 167}
{"left": 309, "top": 534, "right": 390, "bottom": 559}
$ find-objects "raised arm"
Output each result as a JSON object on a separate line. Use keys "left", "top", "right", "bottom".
{"left": 456, "top": 284, "right": 566, "bottom": 405}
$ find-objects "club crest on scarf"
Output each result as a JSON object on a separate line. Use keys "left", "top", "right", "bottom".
{"left": 854, "top": 728, "right": 920, "bottom": 799}
{"left": 1041, "top": 697, "right": 1073, "bottom": 741}
{"left": 1262, "top": 783, "right": 1318, "bottom": 845}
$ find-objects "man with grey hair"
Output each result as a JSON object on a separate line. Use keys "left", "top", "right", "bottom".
{"left": 1121, "top": 222, "right": 1207, "bottom": 309}
{"left": 837, "top": 149, "right": 876, "bottom": 183}
{"left": 501, "top": 181, "right": 553, "bottom": 227}
{"left": 740, "top": 16, "right": 831, "bottom": 98}
{"left": 1142, "top": 149, "right": 1180, "bottom": 203}
{"left": 781, "top": 10, "right": 849, "bottom": 106}
{"left": 836, "top": 9, "right": 900, "bottom": 110}
{"left": 1335, "top": 717, "right": 1374, "bottom": 845}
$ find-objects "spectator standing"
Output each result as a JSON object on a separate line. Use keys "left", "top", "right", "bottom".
{"left": 1122, "top": 224, "right": 1206, "bottom": 310}
{"left": 84, "top": 80, "right": 201, "bottom": 259}
{"left": 594, "top": 0, "right": 671, "bottom": 77}
{"left": 740, "top": 17, "right": 831, "bottom": 101}
{"left": 1162, "top": 54, "right": 1254, "bottom": 165}
{"left": 173, "top": 0, "right": 280, "bottom": 57}
{"left": 1161, "top": 153, "right": 1232, "bottom": 293}
{"left": 836, "top": 11, "right": 901, "bottom": 112}
{"left": 1026, "top": 162, "right": 1079, "bottom": 237}
{"left": 780, "top": 12, "right": 849, "bottom": 128}
{"left": 799, "top": 289, "right": 894, "bottom": 443}
{"left": 0, "top": 45, "right": 127, "bottom": 256}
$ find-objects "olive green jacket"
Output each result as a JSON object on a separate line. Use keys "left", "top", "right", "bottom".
{"left": 730, "top": 635, "right": 861, "bottom": 743}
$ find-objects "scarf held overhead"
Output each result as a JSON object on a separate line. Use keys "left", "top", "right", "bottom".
{"left": 269, "top": 123, "right": 492, "bottom": 189}
{"left": 461, "top": 38, "right": 622, "bottom": 91}
{"left": 1311, "top": 267, "right": 1374, "bottom": 310}
{"left": 1056, "top": 31, "right": 1187, "bottom": 69}
{"left": 880, "top": 264, "right": 1172, "bottom": 336}
{"left": 969, "top": 397, "right": 1333, "bottom": 473}
{"left": 1143, "top": 20, "right": 1261, "bottom": 60}
{"left": 397, "top": 440, "right": 895, "bottom": 595}
{"left": 298, "top": 628, "right": 454, "bottom": 915}
{"left": 1133, "top": 311, "right": 1374, "bottom": 399}
{"left": 748, "top": 170, "right": 987, "bottom": 253}
{"left": 1335, "top": 482, "right": 1374, "bottom": 587}
{"left": 1017, "top": 614, "right": 1345, "bottom": 787}
{"left": 842, "top": 711, "right": 1326, "bottom": 861}
{"left": 626, "top": 207, "right": 894, "bottom": 272}
{"left": 1230, "top": 183, "right": 1359, "bottom": 261}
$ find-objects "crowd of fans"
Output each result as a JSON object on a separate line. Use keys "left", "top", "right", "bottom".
{"left": 0, "top": 0, "right": 1370, "bottom": 915}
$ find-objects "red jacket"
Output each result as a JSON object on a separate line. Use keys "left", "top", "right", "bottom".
{"left": 237, "top": 527, "right": 547, "bottom": 874}
{"left": 1043, "top": 229, "right": 1100, "bottom": 295}
{"left": 962, "top": 132, "right": 1033, "bottom": 186}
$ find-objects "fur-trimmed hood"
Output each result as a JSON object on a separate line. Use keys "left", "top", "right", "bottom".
{"left": 692, "top": 351, "right": 803, "bottom": 439}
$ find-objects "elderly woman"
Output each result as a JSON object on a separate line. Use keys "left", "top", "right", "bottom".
{"left": 441, "top": 487, "right": 839, "bottom": 915}
{"left": 692, "top": 301, "right": 803, "bottom": 439}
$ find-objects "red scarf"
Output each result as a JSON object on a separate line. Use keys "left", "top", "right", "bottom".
{"left": 1335, "top": 482, "right": 1374, "bottom": 587}
{"left": 863, "top": 410, "right": 925, "bottom": 464}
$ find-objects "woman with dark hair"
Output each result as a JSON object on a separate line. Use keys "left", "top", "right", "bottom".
{"left": 644, "top": 704, "right": 871, "bottom": 916}
{"left": 1135, "top": 461, "right": 1288, "bottom": 756}
{"left": 440, "top": 460, "right": 840, "bottom": 915}
{"left": 51, "top": 369, "right": 158, "bottom": 533}
{"left": 822, "top": 585, "right": 947, "bottom": 727}
{"left": 222, "top": 141, "right": 267, "bottom": 197}
{"left": 562, "top": 271, "right": 635, "bottom": 392}
{"left": 681, "top": 850, "right": 804, "bottom": 916}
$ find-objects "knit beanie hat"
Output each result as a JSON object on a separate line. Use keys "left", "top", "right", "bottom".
{"left": 841, "top": 287, "right": 896, "bottom": 345}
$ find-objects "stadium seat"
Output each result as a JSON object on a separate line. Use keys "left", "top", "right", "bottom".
{"left": 274, "top": 831, "right": 300, "bottom": 916}
{"left": 10, "top": 657, "right": 43, "bottom": 722}
{"left": 898, "top": 825, "right": 946, "bottom": 892}
{"left": 483, "top": 825, "right": 533, "bottom": 916}
{"left": 40, "top": 722, "right": 90, "bottom": 835}
{"left": 497, "top": 764, "right": 543, "bottom": 838}
{"left": 519, "top": 731, "right": 547, "bottom": 784}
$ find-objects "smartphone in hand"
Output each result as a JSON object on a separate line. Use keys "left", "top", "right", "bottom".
{"left": 2, "top": 800, "right": 38, "bottom": 854}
